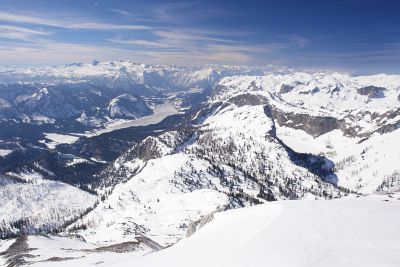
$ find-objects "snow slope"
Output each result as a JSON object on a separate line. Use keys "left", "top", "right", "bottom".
{"left": 4, "top": 196, "right": 399, "bottom": 267}
{"left": 0, "top": 172, "right": 97, "bottom": 237}
{"left": 215, "top": 73, "right": 400, "bottom": 193}
{"left": 277, "top": 126, "right": 400, "bottom": 193}
{"left": 71, "top": 153, "right": 230, "bottom": 246}
{"left": 124, "top": 196, "right": 400, "bottom": 267}
{"left": 70, "top": 100, "right": 342, "bottom": 247}
{"left": 67, "top": 70, "right": 400, "bottom": 248}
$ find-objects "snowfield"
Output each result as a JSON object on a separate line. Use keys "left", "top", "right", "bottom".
{"left": 124, "top": 197, "right": 400, "bottom": 267}
{"left": 0, "top": 149, "right": 12, "bottom": 157}
{"left": 40, "top": 133, "right": 80, "bottom": 149}
{"left": 277, "top": 126, "right": 400, "bottom": 193}
{"left": 71, "top": 153, "right": 230, "bottom": 246}
{"left": 0, "top": 173, "right": 97, "bottom": 237}
{"left": 2, "top": 196, "right": 399, "bottom": 267}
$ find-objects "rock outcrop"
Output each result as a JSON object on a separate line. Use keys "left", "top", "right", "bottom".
{"left": 357, "top": 86, "right": 386, "bottom": 98}
{"left": 229, "top": 93, "right": 268, "bottom": 107}
{"left": 279, "top": 84, "right": 294, "bottom": 94}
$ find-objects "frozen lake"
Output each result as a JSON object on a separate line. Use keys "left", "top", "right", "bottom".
{"left": 94, "top": 101, "right": 179, "bottom": 135}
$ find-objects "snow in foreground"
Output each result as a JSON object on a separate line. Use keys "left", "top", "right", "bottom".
{"left": 111, "top": 196, "right": 400, "bottom": 267}
{"left": 3, "top": 196, "right": 399, "bottom": 267}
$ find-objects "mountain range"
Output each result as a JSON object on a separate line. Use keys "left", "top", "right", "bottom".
{"left": 0, "top": 61, "right": 399, "bottom": 266}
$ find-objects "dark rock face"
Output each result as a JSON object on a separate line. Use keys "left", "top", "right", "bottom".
{"left": 211, "top": 85, "right": 228, "bottom": 97}
{"left": 270, "top": 106, "right": 341, "bottom": 137}
{"left": 398, "top": 93, "right": 400, "bottom": 102}
{"left": 267, "top": 105, "right": 378, "bottom": 138}
{"left": 311, "top": 87, "right": 320, "bottom": 94}
{"left": 371, "top": 108, "right": 400, "bottom": 135}
{"left": 133, "top": 137, "right": 165, "bottom": 161}
{"left": 330, "top": 86, "right": 341, "bottom": 94}
{"left": 247, "top": 81, "right": 263, "bottom": 91}
{"left": 357, "top": 86, "right": 386, "bottom": 98}
{"left": 93, "top": 138, "right": 159, "bottom": 189}
{"left": 300, "top": 87, "right": 320, "bottom": 95}
{"left": 279, "top": 84, "right": 294, "bottom": 94}
{"left": 263, "top": 105, "right": 338, "bottom": 184}
{"left": 228, "top": 93, "right": 268, "bottom": 107}
{"left": 267, "top": 102, "right": 400, "bottom": 140}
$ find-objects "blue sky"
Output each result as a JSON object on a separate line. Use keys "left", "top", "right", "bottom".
{"left": 0, "top": 0, "right": 399, "bottom": 72}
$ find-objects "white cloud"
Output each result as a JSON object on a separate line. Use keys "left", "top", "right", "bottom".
{"left": 0, "top": 11, "right": 61, "bottom": 27}
{"left": 0, "top": 25, "right": 51, "bottom": 41}
{"left": 106, "top": 9, "right": 132, "bottom": 16}
{"left": 109, "top": 38, "right": 175, "bottom": 49}
{"left": 285, "top": 34, "right": 309, "bottom": 48}
{"left": 0, "top": 25, "right": 50, "bottom": 36}
{"left": 67, "top": 22, "right": 151, "bottom": 30}
{"left": 0, "top": 10, "right": 284, "bottom": 66}
{"left": 0, "top": 39, "right": 260, "bottom": 66}
{"left": 0, "top": 11, "right": 150, "bottom": 31}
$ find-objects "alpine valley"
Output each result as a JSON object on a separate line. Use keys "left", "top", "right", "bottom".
{"left": 1, "top": 61, "right": 399, "bottom": 267}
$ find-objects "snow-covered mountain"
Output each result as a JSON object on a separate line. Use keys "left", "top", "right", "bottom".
{"left": 65, "top": 70, "right": 400, "bottom": 248}
{"left": 0, "top": 61, "right": 267, "bottom": 136}
{"left": 0, "top": 61, "right": 266, "bottom": 90}
{"left": 0, "top": 62, "right": 400, "bottom": 266}
{"left": 216, "top": 73, "right": 400, "bottom": 193}
{"left": 106, "top": 94, "right": 151, "bottom": 119}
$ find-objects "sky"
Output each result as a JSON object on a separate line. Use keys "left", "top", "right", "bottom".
{"left": 0, "top": 0, "right": 399, "bottom": 73}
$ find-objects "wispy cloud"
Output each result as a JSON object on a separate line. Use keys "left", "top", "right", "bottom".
{"left": 0, "top": 11, "right": 61, "bottom": 27}
{"left": 0, "top": 37, "right": 266, "bottom": 66}
{"left": 109, "top": 38, "right": 176, "bottom": 49}
{"left": 107, "top": 28, "right": 280, "bottom": 65}
{"left": 0, "top": 41, "right": 142, "bottom": 65}
{"left": 0, "top": 25, "right": 51, "bottom": 41}
{"left": 0, "top": 6, "right": 306, "bottom": 66}
{"left": 285, "top": 34, "right": 309, "bottom": 48}
{"left": 0, "top": 11, "right": 150, "bottom": 30}
{"left": 67, "top": 22, "right": 151, "bottom": 30}
{"left": 106, "top": 9, "right": 132, "bottom": 16}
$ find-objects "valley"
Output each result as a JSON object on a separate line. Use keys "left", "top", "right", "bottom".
{"left": 0, "top": 61, "right": 399, "bottom": 266}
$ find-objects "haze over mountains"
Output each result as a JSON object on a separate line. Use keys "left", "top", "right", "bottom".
{"left": 0, "top": 60, "right": 399, "bottom": 266}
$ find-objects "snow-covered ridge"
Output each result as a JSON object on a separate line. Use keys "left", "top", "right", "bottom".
{"left": 217, "top": 72, "right": 400, "bottom": 115}
{"left": 57, "top": 70, "right": 400, "bottom": 249}
{"left": 0, "top": 61, "right": 267, "bottom": 89}
{"left": 212, "top": 72, "right": 400, "bottom": 193}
